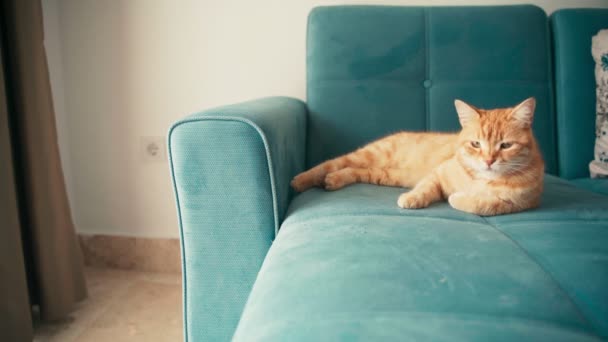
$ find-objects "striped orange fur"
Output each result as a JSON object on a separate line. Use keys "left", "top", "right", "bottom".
{"left": 291, "top": 98, "right": 544, "bottom": 216}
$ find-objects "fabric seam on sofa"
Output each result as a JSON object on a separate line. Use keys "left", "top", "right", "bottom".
{"left": 490, "top": 219, "right": 608, "bottom": 226}
{"left": 480, "top": 216, "right": 597, "bottom": 335}
{"left": 545, "top": 13, "right": 559, "bottom": 179}
{"left": 243, "top": 310, "right": 600, "bottom": 336}
{"left": 309, "top": 79, "right": 553, "bottom": 85}
{"left": 424, "top": 8, "right": 431, "bottom": 131}
{"left": 551, "top": 13, "right": 568, "bottom": 178}
{"left": 283, "top": 212, "right": 487, "bottom": 226}
{"left": 168, "top": 116, "right": 281, "bottom": 342}
{"left": 167, "top": 124, "right": 190, "bottom": 342}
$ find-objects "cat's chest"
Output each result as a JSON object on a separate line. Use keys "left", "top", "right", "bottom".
{"left": 437, "top": 160, "right": 490, "bottom": 195}
{"left": 448, "top": 177, "right": 490, "bottom": 194}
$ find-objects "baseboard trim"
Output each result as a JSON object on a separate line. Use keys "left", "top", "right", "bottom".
{"left": 78, "top": 234, "right": 181, "bottom": 273}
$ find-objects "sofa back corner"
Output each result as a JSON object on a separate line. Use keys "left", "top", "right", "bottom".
{"left": 551, "top": 8, "right": 608, "bottom": 179}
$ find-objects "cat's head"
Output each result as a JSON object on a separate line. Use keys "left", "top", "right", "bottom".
{"left": 454, "top": 97, "right": 541, "bottom": 178}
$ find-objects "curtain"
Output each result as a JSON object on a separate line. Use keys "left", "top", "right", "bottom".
{"left": 0, "top": 0, "right": 87, "bottom": 335}
{"left": 0, "top": 35, "right": 32, "bottom": 342}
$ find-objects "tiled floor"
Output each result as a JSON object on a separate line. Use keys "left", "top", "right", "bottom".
{"left": 34, "top": 268, "right": 183, "bottom": 342}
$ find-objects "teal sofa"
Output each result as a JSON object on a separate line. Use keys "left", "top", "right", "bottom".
{"left": 168, "top": 6, "right": 608, "bottom": 341}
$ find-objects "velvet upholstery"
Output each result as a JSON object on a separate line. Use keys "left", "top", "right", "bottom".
{"left": 306, "top": 5, "right": 557, "bottom": 174}
{"left": 551, "top": 9, "right": 608, "bottom": 197}
{"left": 571, "top": 178, "right": 608, "bottom": 196}
{"left": 168, "top": 97, "right": 307, "bottom": 342}
{"left": 233, "top": 176, "right": 608, "bottom": 341}
{"left": 552, "top": 9, "right": 608, "bottom": 179}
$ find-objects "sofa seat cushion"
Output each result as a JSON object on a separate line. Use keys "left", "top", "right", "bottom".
{"left": 571, "top": 178, "right": 608, "bottom": 196}
{"left": 232, "top": 176, "right": 608, "bottom": 341}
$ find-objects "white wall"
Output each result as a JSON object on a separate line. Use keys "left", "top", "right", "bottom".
{"left": 42, "top": 0, "right": 75, "bottom": 223}
{"left": 42, "top": 0, "right": 608, "bottom": 238}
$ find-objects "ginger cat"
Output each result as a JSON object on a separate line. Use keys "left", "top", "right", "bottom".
{"left": 291, "top": 98, "right": 544, "bottom": 216}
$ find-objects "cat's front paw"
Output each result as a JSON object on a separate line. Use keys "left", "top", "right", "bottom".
{"left": 398, "top": 192, "right": 429, "bottom": 209}
{"left": 448, "top": 192, "right": 476, "bottom": 214}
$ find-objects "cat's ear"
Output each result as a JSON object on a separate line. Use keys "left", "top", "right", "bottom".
{"left": 454, "top": 99, "right": 480, "bottom": 127}
{"left": 510, "top": 97, "right": 536, "bottom": 127}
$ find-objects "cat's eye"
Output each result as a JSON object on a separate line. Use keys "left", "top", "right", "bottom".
{"left": 500, "top": 142, "right": 513, "bottom": 149}
{"left": 470, "top": 141, "right": 480, "bottom": 148}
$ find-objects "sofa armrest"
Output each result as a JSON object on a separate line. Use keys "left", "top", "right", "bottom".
{"left": 168, "top": 96, "right": 307, "bottom": 342}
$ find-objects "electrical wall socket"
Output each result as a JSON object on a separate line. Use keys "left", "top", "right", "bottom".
{"left": 140, "top": 136, "right": 166, "bottom": 163}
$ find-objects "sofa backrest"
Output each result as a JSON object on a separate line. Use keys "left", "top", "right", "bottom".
{"left": 306, "top": 5, "right": 558, "bottom": 174}
{"left": 551, "top": 9, "right": 608, "bottom": 179}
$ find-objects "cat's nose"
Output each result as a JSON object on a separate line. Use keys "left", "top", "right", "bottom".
{"left": 485, "top": 159, "right": 495, "bottom": 167}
